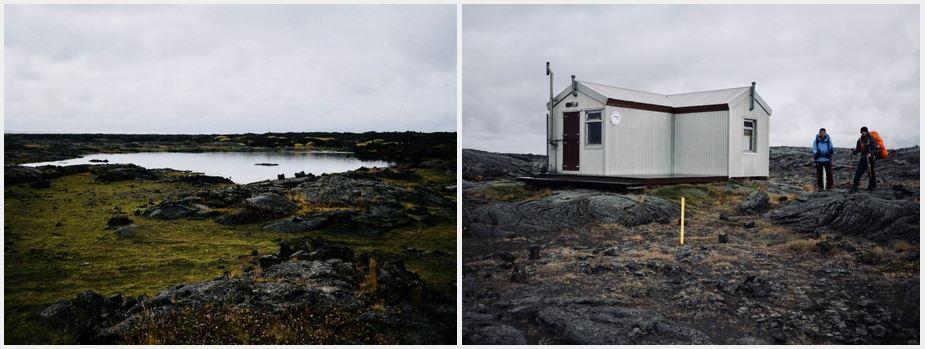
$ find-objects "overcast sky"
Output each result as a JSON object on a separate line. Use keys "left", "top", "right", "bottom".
{"left": 5, "top": 5, "right": 456, "bottom": 134}
{"left": 463, "top": 5, "right": 920, "bottom": 154}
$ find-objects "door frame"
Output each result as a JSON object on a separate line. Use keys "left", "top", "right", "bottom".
{"left": 562, "top": 111, "right": 580, "bottom": 171}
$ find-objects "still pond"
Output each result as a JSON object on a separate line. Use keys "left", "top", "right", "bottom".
{"left": 21, "top": 151, "right": 391, "bottom": 184}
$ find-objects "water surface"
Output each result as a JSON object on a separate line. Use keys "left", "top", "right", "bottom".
{"left": 22, "top": 152, "right": 390, "bottom": 184}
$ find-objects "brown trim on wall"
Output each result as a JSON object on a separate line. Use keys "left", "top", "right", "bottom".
{"left": 605, "top": 98, "right": 673, "bottom": 113}
{"left": 606, "top": 98, "right": 729, "bottom": 114}
{"left": 673, "top": 104, "right": 730, "bottom": 114}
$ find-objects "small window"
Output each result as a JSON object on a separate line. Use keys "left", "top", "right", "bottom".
{"left": 586, "top": 111, "right": 602, "bottom": 145}
{"left": 743, "top": 119, "right": 757, "bottom": 153}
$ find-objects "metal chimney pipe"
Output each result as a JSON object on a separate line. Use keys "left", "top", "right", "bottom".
{"left": 571, "top": 75, "right": 577, "bottom": 97}
{"left": 750, "top": 81, "right": 756, "bottom": 111}
{"left": 546, "top": 62, "right": 554, "bottom": 173}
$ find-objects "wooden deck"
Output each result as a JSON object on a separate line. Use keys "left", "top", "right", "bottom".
{"left": 516, "top": 173, "right": 728, "bottom": 191}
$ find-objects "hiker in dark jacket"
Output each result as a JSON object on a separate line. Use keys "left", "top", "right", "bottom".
{"left": 811, "top": 128, "right": 835, "bottom": 191}
{"left": 850, "top": 126, "right": 879, "bottom": 191}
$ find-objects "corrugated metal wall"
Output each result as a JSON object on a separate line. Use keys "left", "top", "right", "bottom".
{"left": 673, "top": 111, "right": 729, "bottom": 176}
{"left": 604, "top": 106, "right": 673, "bottom": 176}
{"left": 727, "top": 92, "right": 770, "bottom": 177}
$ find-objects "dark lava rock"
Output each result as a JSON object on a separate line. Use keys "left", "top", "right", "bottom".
{"left": 4, "top": 165, "right": 43, "bottom": 185}
{"left": 263, "top": 260, "right": 358, "bottom": 294}
{"left": 770, "top": 191, "right": 919, "bottom": 242}
{"left": 342, "top": 202, "right": 414, "bottom": 235}
{"left": 106, "top": 216, "right": 133, "bottom": 229}
{"left": 174, "top": 174, "right": 233, "bottom": 186}
{"left": 258, "top": 254, "right": 278, "bottom": 269}
{"left": 293, "top": 174, "right": 404, "bottom": 206}
{"left": 91, "top": 164, "right": 159, "bottom": 183}
{"left": 462, "top": 149, "right": 545, "bottom": 181}
{"left": 404, "top": 186, "right": 454, "bottom": 207}
{"left": 463, "top": 312, "right": 528, "bottom": 344}
{"left": 377, "top": 168, "right": 421, "bottom": 180}
{"left": 201, "top": 186, "right": 254, "bottom": 208}
{"left": 39, "top": 290, "right": 132, "bottom": 343}
{"left": 465, "top": 191, "right": 679, "bottom": 238}
{"left": 534, "top": 304, "right": 710, "bottom": 344}
{"left": 245, "top": 192, "right": 298, "bottom": 216}
{"left": 6, "top": 164, "right": 95, "bottom": 186}
{"left": 739, "top": 190, "right": 770, "bottom": 214}
{"left": 738, "top": 275, "right": 774, "bottom": 298}
{"left": 356, "top": 253, "right": 434, "bottom": 305}
{"left": 144, "top": 198, "right": 213, "bottom": 220}
{"left": 262, "top": 213, "right": 342, "bottom": 233}
{"left": 114, "top": 224, "right": 142, "bottom": 239}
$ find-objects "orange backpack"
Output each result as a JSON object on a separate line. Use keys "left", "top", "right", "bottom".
{"left": 869, "top": 131, "right": 888, "bottom": 159}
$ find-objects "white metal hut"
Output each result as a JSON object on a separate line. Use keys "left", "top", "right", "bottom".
{"left": 544, "top": 72, "right": 772, "bottom": 181}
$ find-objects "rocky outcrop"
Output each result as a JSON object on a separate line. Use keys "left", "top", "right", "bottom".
{"left": 40, "top": 239, "right": 454, "bottom": 344}
{"left": 39, "top": 291, "right": 135, "bottom": 343}
{"left": 464, "top": 190, "right": 679, "bottom": 238}
{"left": 462, "top": 149, "right": 545, "bottom": 181}
{"left": 293, "top": 174, "right": 404, "bottom": 207}
{"left": 739, "top": 190, "right": 770, "bottom": 214}
{"left": 769, "top": 191, "right": 919, "bottom": 242}
{"left": 172, "top": 174, "right": 233, "bottom": 186}
{"left": 5, "top": 166, "right": 44, "bottom": 185}
{"left": 200, "top": 186, "right": 255, "bottom": 208}
{"left": 244, "top": 192, "right": 297, "bottom": 216}
{"left": 5, "top": 164, "right": 93, "bottom": 187}
{"left": 144, "top": 197, "right": 214, "bottom": 220}
{"left": 262, "top": 213, "right": 342, "bottom": 233}
{"left": 535, "top": 304, "right": 710, "bottom": 344}
{"left": 91, "top": 164, "right": 160, "bottom": 183}
{"left": 463, "top": 312, "right": 528, "bottom": 345}
{"left": 113, "top": 224, "right": 143, "bottom": 239}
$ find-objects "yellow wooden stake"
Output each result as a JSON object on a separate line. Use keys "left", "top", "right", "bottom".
{"left": 680, "top": 197, "right": 685, "bottom": 245}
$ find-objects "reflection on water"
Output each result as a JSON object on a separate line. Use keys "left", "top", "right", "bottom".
{"left": 21, "top": 152, "right": 391, "bottom": 184}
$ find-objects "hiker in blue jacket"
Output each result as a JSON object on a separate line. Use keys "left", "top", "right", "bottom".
{"left": 812, "top": 128, "right": 835, "bottom": 191}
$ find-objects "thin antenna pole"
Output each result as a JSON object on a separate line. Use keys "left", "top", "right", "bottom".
{"left": 546, "top": 62, "right": 554, "bottom": 174}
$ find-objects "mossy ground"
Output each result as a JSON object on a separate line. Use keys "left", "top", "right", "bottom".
{"left": 4, "top": 170, "right": 456, "bottom": 344}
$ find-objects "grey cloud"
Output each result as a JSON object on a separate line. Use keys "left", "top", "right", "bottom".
{"left": 463, "top": 5, "right": 919, "bottom": 154}
{"left": 5, "top": 4, "right": 456, "bottom": 134}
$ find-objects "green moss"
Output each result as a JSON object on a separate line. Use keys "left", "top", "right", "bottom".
{"left": 648, "top": 183, "right": 741, "bottom": 215}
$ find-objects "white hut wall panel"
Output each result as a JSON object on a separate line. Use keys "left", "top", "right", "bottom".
{"left": 727, "top": 93, "right": 770, "bottom": 177}
{"left": 604, "top": 106, "right": 673, "bottom": 176}
{"left": 550, "top": 91, "right": 607, "bottom": 174}
{"left": 672, "top": 110, "right": 729, "bottom": 176}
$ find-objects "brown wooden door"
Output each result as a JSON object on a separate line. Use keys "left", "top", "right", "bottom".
{"left": 562, "top": 111, "right": 580, "bottom": 171}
